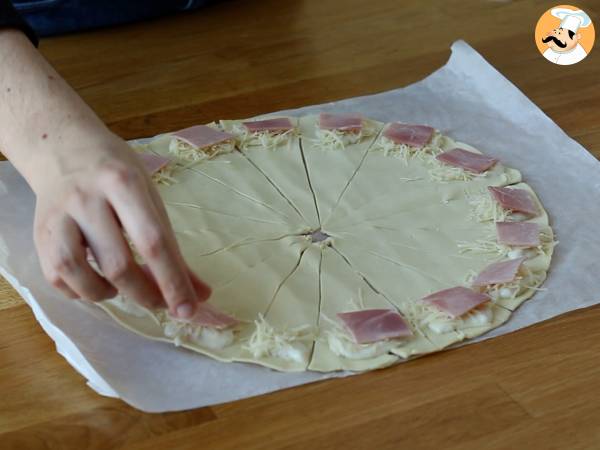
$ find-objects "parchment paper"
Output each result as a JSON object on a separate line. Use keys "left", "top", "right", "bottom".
{"left": 1, "top": 41, "right": 599, "bottom": 413}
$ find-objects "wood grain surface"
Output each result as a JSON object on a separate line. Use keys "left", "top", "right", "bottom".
{"left": 1, "top": 0, "right": 599, "bottom": 448}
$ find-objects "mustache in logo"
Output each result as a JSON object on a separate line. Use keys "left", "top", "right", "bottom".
{"left": 542, "top": 35, "right": 567, "bottom": 48}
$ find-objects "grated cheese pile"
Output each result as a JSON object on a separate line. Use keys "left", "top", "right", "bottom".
{"left": 312, "top": 119, "right": 378, "bottom": 151}
{"left": 422, "top": 153, "right": 488, "bottom": 182}
{"left": 401, "top": 299, "right": 493, "bottom": 335}
{"left": 466, "top": 189, "right": 509, "bottom": 222}
{"left": 169, "top": 139, "right": 235, "bottom": 162}
{"left": 230, "top": 123, "right": 297, "bottom": 151}
{"left": 370, "top": 132, "right": 446, "bottom": 165}
{"left": 244, "top": 314, "right": 313, "bottom": 363}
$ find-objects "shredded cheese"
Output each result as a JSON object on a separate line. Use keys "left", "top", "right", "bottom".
{"left": 169, "top": 138, "right": 235, "bottom": 163}
{"left": 457, "top": 235, "right": 512, "bottom": 257}
{"left": 401, "top": 300, "right": 493, "bottom": 335}
{"left": 243, "top": 314, "right": 313, "bottom": 363}
{"left": 151, "top": 164, "right": 179, "bottom": 186}
{"left": 129, "top": 141, "right": 182, "bottom": 186}
{"left": 466, "top": 189, "right": 508, "bottom": 222}
{"left": 481, "top": 270, "right": 547, "bottom": 304}
{"left": 311, "top": 119, "right": 378, "bottom": 151}
{"left": 348, "top": 287, "right": 368, "bottom": 311}
{"left": 459, "top": 229, "right": 557, "bottom": 260}
{"left": 230, "top": 123, "right": 297, "bottom": 151}
{"left": 421, "top": 152, "right": 488, "bottom": 182}
{"left": 370, "top": 132, "right": 446, "bottom": 165}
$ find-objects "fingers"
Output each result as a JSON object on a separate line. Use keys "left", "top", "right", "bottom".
{"left": 139, "top": 264, "right": 211, "bottom": 302}
{"left": 35, "top": 155, "right": 213, "bottom": 314}
{"left": 35, "top": 213, "right": 117, "bottom": 301}
{"left": 69, "top": 197, "right": 164, "bottom": 309}
{"left": 146, "top": 183, "right": 213, "bottom": 302}
{"left": 102, "top": 163, "right": 201, "bottom": 318}
{"left": 188, "top": 269, "right": 212, "bottom": 301}
{"left": 52, "top": 278, "right": 80, "bottom": 299}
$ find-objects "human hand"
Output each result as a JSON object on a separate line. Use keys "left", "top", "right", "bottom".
{"left": 0, "top": 29, "right": 210, "bottom": 318}
{"left": 30, "top": 127, "right": 211, "bottom": 318}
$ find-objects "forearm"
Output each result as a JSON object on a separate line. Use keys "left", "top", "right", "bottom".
{"left": 0, "top": 30, "right": 210, "bottom": 315}
{"left": 0, "top": 29, "right": 112, "bottom": 191}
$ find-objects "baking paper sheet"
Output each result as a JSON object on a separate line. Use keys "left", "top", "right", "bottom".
{"left": 1, "top": 40, "right": 599, "bottom": 412}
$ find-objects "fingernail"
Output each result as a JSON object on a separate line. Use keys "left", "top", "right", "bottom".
{"left": 176, "top": 302, "right": 195, "bottom": 319}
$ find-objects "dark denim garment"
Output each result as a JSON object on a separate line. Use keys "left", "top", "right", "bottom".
{"left": 13, "top": 0, "right": 214, "bottom": 36}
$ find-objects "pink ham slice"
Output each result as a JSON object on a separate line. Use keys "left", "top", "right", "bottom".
{"left": 138, "top": 153, "right": 172, "bottom": 175}
{"left": 472, "top": 257, "right": 527, "bottom": 287}
{"left": 337, "top": 309, "right": 413, "bottom": 344}
{"left": 496, "top": 222, "right": 540, "bottom": 247}
{"left": 488, "top": 186, "right": 538, "bottom": 216}
{"left": 137, "top": 264, "right": 238, "bottom": 329}
{"left": 171, "top": 303, "right": 239, "bottom": 329}
{"left": 172, "top": 125, "right": 235, "bottom": 149}
{"left": 243, "top": 117, "right": 294, "bottom": 133}
{"left": 318, "top": 113, "right": 363, "bottom": 132}
{"left": 422, "top": 286, "right": 491, "bottom": 318}
{"left": 436, "top": 148, "right": 498, "bottom": 173}
{"left": 382, "top": 123, "right": 434, "bottom": 147}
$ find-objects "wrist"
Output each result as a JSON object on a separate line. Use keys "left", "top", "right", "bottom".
{"left": 19, "top": 119, "right": 122, "bottom": 194}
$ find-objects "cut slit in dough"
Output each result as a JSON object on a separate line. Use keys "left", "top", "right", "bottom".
{"left": 298, "top": 114, "right": 384, "bottom": 225}
{"left": 221, "top": 117, "right": 321, "bottom": 229}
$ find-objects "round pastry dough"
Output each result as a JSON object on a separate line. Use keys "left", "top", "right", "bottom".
{"left": 99, "top": 114, "right": 554, "bottom": 372}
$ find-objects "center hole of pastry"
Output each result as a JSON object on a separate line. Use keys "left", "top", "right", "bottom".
{"left": 310, "top": 229, "right": 330, "bottom": 243}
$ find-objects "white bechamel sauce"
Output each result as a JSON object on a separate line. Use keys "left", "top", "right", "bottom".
{"left": 462, "top": 307, "right": 493, "bottom": 327}
{"left": 509, "top": 213, "right": 529, "bottom": 222}
{"left": 192, "top": 327, "right": 234, "bottom": 349}
{"left": 507, "top": 248, "right": 525, "bottom": 258}
{"left": 274, "top": 343, "right": 308, "bottom": 364}
{"left": 426, "top": 305, "right": 493, "bottom": 334}
{"left": 326, "top": 331, "right": 394, "bottom": 360}
{"left": 111, "top": 296, "right": 150, "bottom": 318}
{"left": 161, "top": 316, "right": 235, "bottom": 350}
{"left": 428, "top": 320, "right": 455, "bottom": 334}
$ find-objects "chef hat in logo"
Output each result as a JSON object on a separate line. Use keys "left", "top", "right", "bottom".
{"left": 551, "top": 7, "right": 592, "bottom": 33}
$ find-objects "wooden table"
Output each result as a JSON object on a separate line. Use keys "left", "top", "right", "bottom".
{"left": 2, "top": 1, "right": 600, "bottom": 448}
